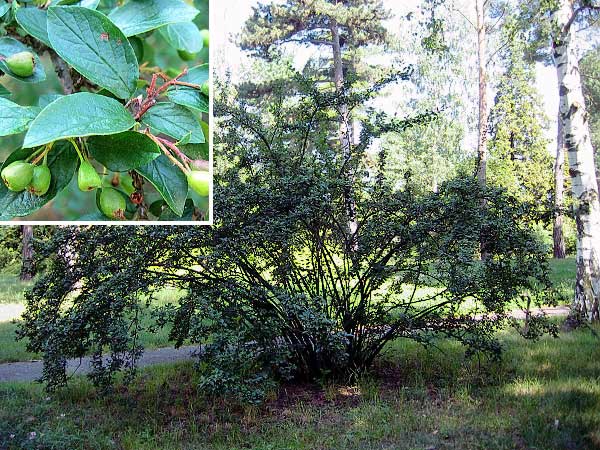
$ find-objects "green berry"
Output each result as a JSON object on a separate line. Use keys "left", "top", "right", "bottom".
{"left": 29, "top": 165, "right": 51, "bottom": 196}
{"left": 187, "top": 170, "right": 210, "bottom": 197}
{"left": 77, "top": 160, "right": 102, "bottom": 192}
{"left": 99, "top": 188, "right": 126, "bottom": 220}
{"left": 201, "top": 81, "right": 209, "bottom": 97}
{"left": 5, "top": 52, "right": 35, "bottom": 78}
{"left": 178, "top": 49, "right": 197, "bottom": 61}
{"left": 200, "top": 29, "right": 209, "bottom": 48}
{"left": 1, "top": 161, "right": 33, "bottom": 192}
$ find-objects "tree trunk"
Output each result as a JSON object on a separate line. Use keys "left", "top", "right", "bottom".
{"left": 330, "top": 19, "right": 358, "bottom": 252}
{"left": 20, "top": 225, "right": 35, "bottom": 281}
{"left": 554, "top": 1, "right": 600, "bottom": 324}
{"left": 475, "top": 0, "right": 488, "bottom": 187}
{"left": 475, "top": 0, "right": 489, "bottom": 259}
{"left": 554, "top": 112, "right": 567, "bottom": 259}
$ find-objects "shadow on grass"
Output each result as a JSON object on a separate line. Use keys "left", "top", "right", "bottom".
{"left": 0, "top": 324, "right": 598, "bottom": 450}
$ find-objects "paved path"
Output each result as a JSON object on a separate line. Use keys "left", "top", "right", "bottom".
{"left": 0, "top": 346, "right": 198, "bottom": 383}
{"left": 0, "top": 306, "right": 571, "bottom": 384}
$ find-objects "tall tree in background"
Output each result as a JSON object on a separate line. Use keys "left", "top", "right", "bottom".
{"left": 488, "top": 35, "right": 553, "bottom": 214}
{"left": 475, "top": 0, "right": 489, "bottom": 188}
{"left": 240, "top": 0, "right": 390, "bottom": 252}
{"left": 580, "top": 44, "right": 600, "bottom": 189}
{"left": 20, "top": 226, "right": 35, "bottom": 282}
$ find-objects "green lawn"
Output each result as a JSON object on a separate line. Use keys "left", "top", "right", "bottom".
{"left": 0, "top": 324, "right": 598, "bottom": 449}
{"left": 0, "top": 258, "right": 596, "bottom": 449}
{"left": 548, "top": 256, "right": 576, "bottom": 303}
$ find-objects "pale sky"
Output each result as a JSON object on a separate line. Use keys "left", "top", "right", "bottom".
{"left": 214, "top": 0, "right": 570, "bottom": 152}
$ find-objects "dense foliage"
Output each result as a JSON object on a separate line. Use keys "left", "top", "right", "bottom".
{"left": 18, "top": 73, "right": 555, "bottom": 402}
{"left": 0, "top": 0, "right": 210, "bottom": 221}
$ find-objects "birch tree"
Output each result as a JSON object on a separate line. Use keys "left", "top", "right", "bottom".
{"left": 552, "top": 1, "right": 600, "bottom": 323}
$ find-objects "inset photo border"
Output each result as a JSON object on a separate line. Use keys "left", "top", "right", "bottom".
{"left": 0, "top": 0, "right": 212, "bottom": 224}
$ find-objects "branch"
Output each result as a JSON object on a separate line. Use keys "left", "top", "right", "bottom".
{"left": 49, "top": 50, "right": 74, "bottom": 95}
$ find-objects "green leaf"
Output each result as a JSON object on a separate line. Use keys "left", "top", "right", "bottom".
{"left": 136, "top": 154, "right": 187, "bottom": 216}
{"left": 159, "top": 22, "right": 203, "bottom": 53}
{"left": 0, "top": 84, "right": 10, "bottom": 98}
{"left": 0, "top": 98, "right": 38, "bottom": 137}
{"left": 38, "top": 93, "right": 63, "bottom": 108}
{"left": 167, "top": 88, "right": 208, "bottom": 113}
{"left": 15, "top": 8, "right": 51, "bottom": 46}
{"left": 88, "top": 131, "right": 160, "bottom": 171}
{"left": 0, "top": 142, "right": 78, "bottom": 220}
{"left": 47, "top": 6, "right": 139, "bottom": 99}
{"left": 159, "top": 198, "right": 195, "bottom": 221}
{"left": 0, "top": 1, "right": 9, "bottom": 18}
{"left": 23, "top": 92, "right": 135, "bottom": 148}
{"left": 0, "top": 38, "right": 46, "bottom": 83}
{"left": 179, "top": 64, "right": 209, "bottom": 85}
{"left": 141, "top": 102, "right": 205, "bottom": 143}
{"left": 167, "top": 63, "right": 208, "bottom": 112}
{"left": 108, "top": 0, "right": 199, "bottom": 37}
{"left": 180, "top": 120, "right": 209, "bottom": 160}
{"left": 50, "top": 0, "right": 100, "bottom": 7}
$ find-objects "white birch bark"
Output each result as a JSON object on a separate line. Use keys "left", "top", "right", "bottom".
{"left": 553, "top": 0, "right": 600, "bottom": 322}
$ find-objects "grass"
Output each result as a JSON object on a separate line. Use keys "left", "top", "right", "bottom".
{"left": 548, "top": 256, "right": 576, "bottom": 303}
{"left": 0, "top": 257, "right": 595, "bottom": 449}
{"left": 0, "top": 324, "right": 598, "bottom": 449}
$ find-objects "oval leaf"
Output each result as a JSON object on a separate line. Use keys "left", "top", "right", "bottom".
{"left": 15, "top": 8, "right": 51, "bottom": 47}
{"left": 159, "top": 22, "right": 203, "bottom": 53}
{"left": 0, "top": 142, "right": 78, "bottom": 220}
{"left": 0, "top": 37, "right": 46, "bottom": 83}
{"left": 23, "top": 92, "right": 135, "bottom": 148}
{"left": 0, "top": 98, "right": 38, "bottom": 136}
{"left": 109, "top": 0, "right": 199, "bottom": 37}
{"left": 136, "top": 154, "right": 187, "bottom": 217}
{"left": 141, "top": 102, "right": 205, "bottom": 143}
{"left": 47, "top": 6, "right": 138, "bottom": 99}
{"left": 167, "top": 64, "right": 208, "bottom": 112}
{"left": 167, "top": 88, "right": 208, "bottom": 113}
{"left": 88, "top": 131, "right": 160, "bottom": 171}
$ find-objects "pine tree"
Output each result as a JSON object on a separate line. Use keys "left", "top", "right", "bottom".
{"left": 488, "top": 36, "right": 553, "bottom": 212}
{"left": 240, "top": 0, "right": 391, "bottom": 252}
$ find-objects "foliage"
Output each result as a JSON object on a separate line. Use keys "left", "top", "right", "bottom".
{"left": 488, "top": 35, "right": 553, "bottom": 215}
{"left": 581, "top": 44, "right": 600, "bottom": 168}
{"left": 19, "top": 77, "right": 553, "bottom": 403}
{"left": 0, "top": 0, "right": 210, "bottom": 221}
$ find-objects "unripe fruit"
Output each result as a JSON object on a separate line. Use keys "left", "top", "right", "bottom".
{"left": 187, "top": 170, "right": 210, "bottom": 197}
{"left": 1, "top": 161, "right": 34, "bottom": 192}
{"left": 5, "top": 52, "right": 35, "bottom": 77}
{"left": 77, "top": 160, "right": 102, "bottom": 191}
{"left": 99, "top": 188, "right": 126, "bottom": 220}
{"left": 200, "top": 29, "right": 209, "bottom": 48}
{"left": 29, "top": 165, "right": 51, "bottom": 196}
{"left": 178, "top": 49, "right": 196, "bottom": 61}
{"left": 201, "top": 81, "right": 209, "bottom": 96}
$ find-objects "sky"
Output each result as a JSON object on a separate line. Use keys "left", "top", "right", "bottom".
{"left": 214, "top": 0, "right": 566, "bottom": 152}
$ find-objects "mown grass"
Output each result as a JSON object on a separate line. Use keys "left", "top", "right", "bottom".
{"left": 0, "top": 324, "right": 598, "bottom": 450}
